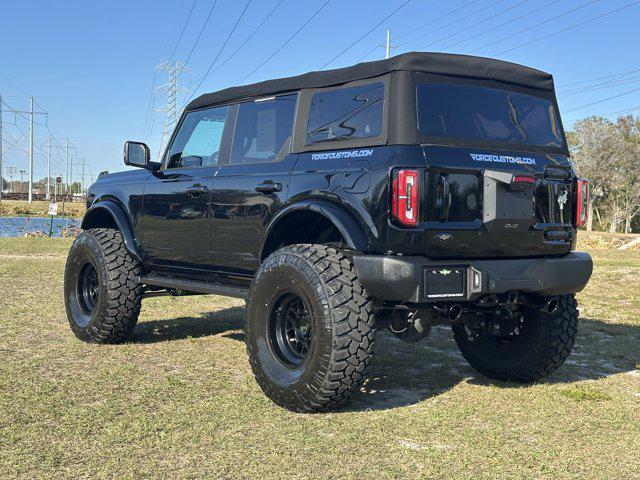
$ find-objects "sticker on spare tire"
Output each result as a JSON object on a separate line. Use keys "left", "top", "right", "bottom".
{"left": 470, "top": 153, "right": 536, "bottom": 165}
{"left": 311, "top": 149, "right": 374, "bottom": 160}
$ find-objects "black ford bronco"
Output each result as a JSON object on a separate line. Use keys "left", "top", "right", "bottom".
{"left": 65, "top": 52, "right": 593, "bottom": 412}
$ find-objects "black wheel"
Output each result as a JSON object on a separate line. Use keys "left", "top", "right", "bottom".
{"left": 452, "top": 294, "right": 578, "bottom": 382}
{"left": 245, "top": 244, "right": 375, "bottom": 412}
{"left": 64, "top": 228, "right": 142, "bottom": 343}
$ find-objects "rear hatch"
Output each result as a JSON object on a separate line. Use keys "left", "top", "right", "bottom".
{"left": 416, "top": 80, "right": 574, "bottom": 258}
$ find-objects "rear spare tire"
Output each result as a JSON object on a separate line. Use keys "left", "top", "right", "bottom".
{"left": 452, "top": 294, "right": 578, "bottom": 382}
{"left": 245, "top": 244, "right": 375, "bottom": 412}
{"left": 64, "top": 228, "right": 142, "bottom": 343}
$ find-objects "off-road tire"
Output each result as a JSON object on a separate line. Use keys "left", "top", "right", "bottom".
{"left": 64, "top": 228, "right": 142, "bottom": 343}
{"left": 452, "top": 294, "right": 578, "bottom": 382}
{"left": 245, "top": 244, "right": 375, "bottom": 412}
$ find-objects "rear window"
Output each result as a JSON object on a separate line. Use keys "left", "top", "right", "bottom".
{"left": 306, "top": 83, "right": 384, "bottom": 144}
{"left": 417, "top": 83, "right": 564, "bottom": 148}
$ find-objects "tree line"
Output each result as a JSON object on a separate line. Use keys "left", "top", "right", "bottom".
{"left": 567, "top": 114, "right": 640, "bottom": 233}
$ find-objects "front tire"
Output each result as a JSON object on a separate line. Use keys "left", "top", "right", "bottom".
{"left": 245, "top": 244, "right": 375, "bottom": 412}
{"left": 452, "top": 294, "right": 579, "bottom": 382}
{"left": 64, "top": 228, "right": 142, "bottom": 343}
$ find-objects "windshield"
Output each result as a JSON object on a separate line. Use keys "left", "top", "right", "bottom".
{"left": 416, "top": 83, "right": 564, "bottom": 148}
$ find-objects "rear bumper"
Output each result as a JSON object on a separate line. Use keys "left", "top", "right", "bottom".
{"left": 352, "top": 252, "right": 593, "bottom": 303}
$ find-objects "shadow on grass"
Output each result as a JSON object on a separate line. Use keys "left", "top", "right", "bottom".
{"left": 349, "top": 317, "right": 640, "bottom": 412}
{"left": 131, "top": 306, "right": 640, "bottom": 411}
{"left": 132, "top": 306, "right": 245, "bottom": 344}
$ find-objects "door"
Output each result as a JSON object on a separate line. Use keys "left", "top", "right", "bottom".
{"left": 210, "top": 94, "right": 298, "bottom": 274}
{"left": 141, "top": 105, "right": 231, "bottom": 268}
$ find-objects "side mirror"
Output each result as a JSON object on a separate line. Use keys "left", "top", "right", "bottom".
{"left": 124, "top": 141, "right": 151, "bottom": 168}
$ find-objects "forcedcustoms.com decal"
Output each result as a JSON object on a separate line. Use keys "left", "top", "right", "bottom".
{"left": 470, "top": 153, "right": 536, "bottom": 165}
{"left": 311, "top": 149, "right": 374, "bottom": 160}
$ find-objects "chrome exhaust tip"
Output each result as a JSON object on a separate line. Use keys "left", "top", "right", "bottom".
{"left": 544, "top": 298, "right": 559, "bottom": 315}
{"left": 448, "top": 304, "right": 463, "bottom": 321}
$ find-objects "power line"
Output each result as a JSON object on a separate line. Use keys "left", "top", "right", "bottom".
{"left": 467, "top": 0, "right": 600, "bottom": 53}
{"left": 320, "top": 0, "right": 412, "bottom": 70}
{"left": 563, "top": 87, "right": 640, "bottom": 114}
{"left": 183, "top": 0, "right": 220, "bottom": 67}
{"left": 559, "top": 76, "right": 640, "bottom": 97}
{"left": 395, "top": 0, "right": 480, "bottom": 40}
{"left": 237, "top": 0, "right": 331, "bottom": 85}
{"left": 356, "top": 0, "right": 482, "bottom": 62}
{"left": 396, "top": 0, "right": 503, "bottom": 49}
{"left": 189, "top": 0, "right": 253, "bottom": 101}
{"left": 415, "top": 0, "right": 531, "bottom": 51}
{"left": 167, "top": 0, "right": 199, "bottom": 61}
{"left": 141, "top": 70, "right": 159, "bottom": 140}
{"left": 189, "top": 0, "right": 286, "bottom": 98}
{"left": 492, "top": 0, "right": 640, "bottom": 56}
{"left": 439, "top": 0, "right": 563, "bottom": 51}
{"left": 467, "top": 0, "right": 601, "bottom": 54}
{"left": 557, "top": 67, "right": 640, "bottom": 88}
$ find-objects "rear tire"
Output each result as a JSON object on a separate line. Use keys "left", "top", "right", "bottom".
{"left": 452, "top": 294, "right": 578, "bottom": 382}
{"left": 245, "top": 244, "right": 375, "bottom": 412}
{"left": 64, "top": 228, "right": 142, "bottom": 343}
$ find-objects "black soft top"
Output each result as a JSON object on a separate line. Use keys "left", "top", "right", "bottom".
{"left": 187, "top": 51, "right": 554, "bottom": 111}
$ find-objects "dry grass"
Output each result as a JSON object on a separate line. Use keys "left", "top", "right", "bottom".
{"left": 0, "top": 238, "right": 639, "bottom": 479}
{"left": 0, "top": 200, "right": 86, "bottom": 218}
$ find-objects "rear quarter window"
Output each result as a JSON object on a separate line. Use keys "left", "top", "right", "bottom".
{"left": 306, "top": 83, "right": 384, "bottom": 145}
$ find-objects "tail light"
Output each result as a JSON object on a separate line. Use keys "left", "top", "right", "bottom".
{"left": 574, "top": 178, "right": 590, "bottom": 228}
{"left": 391, "top": 168, "right": 420, "bottom": 227}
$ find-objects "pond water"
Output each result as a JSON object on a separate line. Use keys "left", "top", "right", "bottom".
{"left": 0, "top": 217, "right": 80, "bottom": 238}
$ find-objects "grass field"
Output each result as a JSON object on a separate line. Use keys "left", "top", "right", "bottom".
{"left": 0, "top": 200, "right": 86, "bottom": 218}
{"left": 0, "top": 238, "right": 638, "bottom": 479}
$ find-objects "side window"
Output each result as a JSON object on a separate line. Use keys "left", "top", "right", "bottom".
{"left": 229, "top": 94, "right": 297, "bottom": 164}
{"left": 306, "top": 82, "right": 384, "bottom": 144}
{"left": 166, "top": 106, "right": 229, "bottom": 169}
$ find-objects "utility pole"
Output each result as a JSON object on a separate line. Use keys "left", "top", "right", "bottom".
{"left": 155, "top": 61, "right": 190, "bottom": 158}
{"left": 81, "top": 159, "right": 85, "bottom": 197}
{"left": 380, "top": 30, "right": 396, "bottom": 59}
{"left": 65, "top": 138, "right": 69, "bottom": 195}
{"left": 47, "top": 136, "right": 52, "bottom": 200}
{"left": 7, "top": 166, "right": 16, "bottom": 193}
{"left": 0, "top": 94, "right": 3, "bottom": 202}
{"left": 386, "top": 29, "right": 391, "bottom": 59}
{"left": 28, "top": 97, "right": 33, "bottom": 203}
{"left": 19, "top": 169, "right": 26, "bottom": 192}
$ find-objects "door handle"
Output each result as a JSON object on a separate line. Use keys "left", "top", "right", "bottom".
{"left": 255, "top": 182, "right": 282, "bottom": 194}
{"left": 186, "top": 185, "right": 209, "bottom": 196}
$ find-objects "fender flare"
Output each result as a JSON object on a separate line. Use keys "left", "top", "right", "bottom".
{"left": 81, "top": 199, "right": 143, "bottom": 263}
{"left": 261, "top": 200, "right": 370, "bottom": 260}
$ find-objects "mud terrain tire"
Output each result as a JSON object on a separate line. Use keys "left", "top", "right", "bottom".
{"left": 64, "top": 228, "right": 142, "bottom": 343}
{"left": 245, "top": 244, "right": 375, "bottom": 412}
{"left": 452, "top": 294, "right": 579, "bottom": 382}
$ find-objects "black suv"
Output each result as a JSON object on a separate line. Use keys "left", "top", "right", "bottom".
{"left": 65, "top": 52, "right": 593, "bottom": 412}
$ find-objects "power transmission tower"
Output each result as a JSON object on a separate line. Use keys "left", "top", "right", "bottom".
{"left": 29, "top": 97, "right": 33, "bottom": 203}
{"left": 155, "top": 61, "right": 190, "bottom": 159}
{"left": 47, "top": 136, "right": 51, "bottom": 200}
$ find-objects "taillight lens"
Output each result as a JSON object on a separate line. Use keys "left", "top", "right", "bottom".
{"left": 574, "top": 178, "right": 590, "bottom": 228}
{"left": 391, "top": 168, "right": 420, "bottom": 227}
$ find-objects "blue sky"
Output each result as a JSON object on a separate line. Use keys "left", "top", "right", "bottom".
{"left": 1, "top": 0, "right": 638, "bottom": 181}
